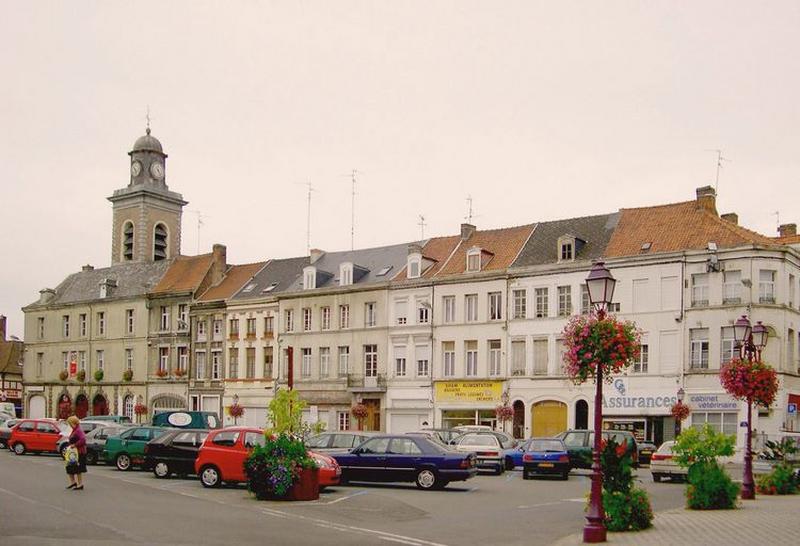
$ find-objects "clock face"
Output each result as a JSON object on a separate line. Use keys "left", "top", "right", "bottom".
{"left": 130, "top": 161, "right": 142, "bottom": 177}
{"left": 150, "top": 161, "right": 165, "bottom": 179}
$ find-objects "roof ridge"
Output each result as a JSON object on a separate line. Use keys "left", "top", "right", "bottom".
{"left": 698, "top": 208, "right": 774, "bottom": 245}
{"left": 618, "top": 199, "right": 695, "bottom": 212}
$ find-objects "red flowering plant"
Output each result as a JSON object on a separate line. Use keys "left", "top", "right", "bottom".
{"left": 670, "top": 401, "right": 691, "bottom": 422}
{"left": 495, "top": 405, "right": 514, "bottom": 422}
{"left": 562, "top": 314, "right": 641, "bottom": 384}
{"left": 155, "top": 369, "right": 169, "bottom": 379}
{"left": 228, "top": 402, "right": 245, "bottom": 424}
{"left": 351, "top": 403, "right": 369, "bottom": 430}
{"left": 134, "top": 403, "right": 147, "bottom": 416}
{"left": 719, "top": 358, "right": 779, "bottom": 408}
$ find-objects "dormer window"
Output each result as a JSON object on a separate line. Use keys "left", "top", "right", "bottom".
{"left": 466, "top": 248, "right": 481, "bottom": 272}
{"left": 409, "top": 260, "right": 420, "bottom": 278}
{"left": 303, "top": 266, "right": 317, "bottom": 290}
{"left": 340, "top": 263, "right": 353, "bottom": 286}
{"left": 557, "top": 235, "right": 581, "bottom": 263}
{"left": 561, "top": 242, "right": 573, "bottom": 261}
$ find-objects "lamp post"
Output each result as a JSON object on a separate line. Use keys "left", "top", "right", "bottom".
{"left": 583, "top": 262, "right": 617, "bottom": 543}
{"left": 731, "top": 315, "right": 768, "bottom": 500}
{"left": 675, "top": 388, "right": 685, "bottom": 438}
{"left": 232, "top": 393, "right": 240, "bottom": 425}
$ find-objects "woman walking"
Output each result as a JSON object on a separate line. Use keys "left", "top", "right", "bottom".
{"left": 65, "top": 415, "right": 87, "bottom": 490}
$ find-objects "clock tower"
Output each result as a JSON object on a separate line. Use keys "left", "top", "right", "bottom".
{"left": 108, "top": 128, "right": 188, "bottom": 264}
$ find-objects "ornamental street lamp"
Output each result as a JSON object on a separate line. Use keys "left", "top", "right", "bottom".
{"left": 731, "top": 315, "right": 768, "bottom": 500}
{"left": 584, "top": 261, "right": 617, "bottom": 543}
{"left": 675, "top": 388, "right": 685, "bottom": 438}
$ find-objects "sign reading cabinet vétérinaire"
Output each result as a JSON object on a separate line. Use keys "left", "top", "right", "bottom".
{"left": 434, "top": 381, "right": 503, "bottom": 403}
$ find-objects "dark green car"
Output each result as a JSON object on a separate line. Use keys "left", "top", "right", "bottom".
{"left": 556, "top": 430, "right": 639, "bottom": 469}
{"left": 104, "top": 426, "right": 171, "bottom": 471}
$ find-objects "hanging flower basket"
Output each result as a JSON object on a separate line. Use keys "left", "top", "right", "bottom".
{"left": 561, "top": 314, "right": 641, "bottom": 384}
{"left": 495, "top": 404, "right": 514, "bottom": 422}
{"left": 93, "top": 369, "right": 104, "bottom": 382}
{"left": 351, "top": 403, "right": 368, "bottom": 420}
{"left": 670, "top": 401, "right": 691, "bottom": 422}
{"left": 134, "top": 403, "right": 148, "bottom": 416}
{"left": 59, "top": 370, "right": 69, "bottom": 381}
{"left": 228, "top": 403, "right": 245, "bottom": 419}
{"left": 122, "top": 369, "right": 133, "bottom": 382}
{"left": 720, "top": 358, "right": 778, "bottom": 408}
{"left": 76, "top": 369, "right": 86, "bottom": 382}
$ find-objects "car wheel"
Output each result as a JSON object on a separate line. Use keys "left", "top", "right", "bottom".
{"left": 505, "top": 457, "right": 515, "bottom": 471}
{"left": 116, "top": 453, "right": 131, "bottom": 471}
{"left": 652, "top": 473, "right": 662, "bottom": 483}
{"left": 200, "top": 465, "right": 221, "bottom": 488}
{"left": 415, "top": 469, "right": 438, "bottom": 490}
{"left": 12, "top": 442, "right": 25, "bottom": 455}
{"left": 494, "top": 464, "right": 504, "bottom": 476}
{"left": 522, "top": 469, "right": 531, "bottom": 480}
{"left": 153, "top": 462, "right": 171, "bottom": 479}
{"left": 85, "top": 452, "right": 97, "bottom": 465}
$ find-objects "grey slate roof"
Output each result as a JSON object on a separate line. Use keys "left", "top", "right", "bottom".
{"left": 25, "top": 260, "right": 174, "bottom": 308}
{"left": 230, "top": 256, "right": 310, "bottom": 301}
{"left": 512, "top": 213, "right": 620, "bottom": 267}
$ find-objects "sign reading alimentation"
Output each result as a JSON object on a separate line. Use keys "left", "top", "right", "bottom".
{"left": 434, "top": 381, "right": 503, "bottom": 404}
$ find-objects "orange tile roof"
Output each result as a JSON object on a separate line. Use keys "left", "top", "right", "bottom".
{"left": 606, "top": 201, "right": 775, "bottom": 257}
{"left": 151, "top": 253, "right": 214, "bottom": 294}
{"left": 774, "top": 234, "right": 800, "bottom": 245}
{"left": 393, "top": 235, "right": 462, "bottom": 281}
{"left": 434, "top": 224, "right": 535, "bottom": 277}
{"left": 198, "top": 262, "right": 267, "bottom": 301}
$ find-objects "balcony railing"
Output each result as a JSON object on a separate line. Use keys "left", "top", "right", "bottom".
{"left": 346, "top": 374, "right": 387, "bottom": 392}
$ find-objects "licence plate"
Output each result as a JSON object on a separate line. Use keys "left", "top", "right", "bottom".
{"left": 538, "top": 463, "right": 554, "bottom": 468}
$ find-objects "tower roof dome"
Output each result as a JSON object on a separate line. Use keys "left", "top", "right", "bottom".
{"left": 132, "top": 128, "right": 163, "bottom": 153}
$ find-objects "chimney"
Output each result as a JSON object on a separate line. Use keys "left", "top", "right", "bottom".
{"left": 407, "top": 243, "right": 423, "bottom": 256}
{"left": 0, "top": 315, "right": 6, "bottom": 341}
{"left": 778, "top": 223, "right": 797, "bottom": 238}
{"left": 82, "top": 264, "right": 94, "bottom": 272}
{"left": 460, "top": 223, "right": 476, "bottom": 241}
{"left": 39, "top": 288, "right": 56, "bottom": 305}
{"left": 721, "top": 213, "right": 738, "bottom": 225}
{"left": 695, "top": 186, "right": 717, "bottom": 215}
{"left": 211, "top": 244, "right": 228, "bottom": 285}
{"left": 310, "top": 248, "right": 325, "bottom": 264}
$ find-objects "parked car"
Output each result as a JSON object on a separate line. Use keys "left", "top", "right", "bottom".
{"left": 334, "top": 435, "right": 478, "bottom": 490}
{"left": 305, "top": 431, "right": 377, "bottom": 454}
{"left": 502, "top": 438, "right": 533, "bottom": 469}
{"left": 195, "top": 427, "right": 340, "bottom": 490}
{"left": 451, "top": 432, "right": 511, "bottom": 474}
{"left": 144, "top": 429, "right": 209, "bottom": 478}
{"left": 55, "top": 420, "right": 110, "bottom": 455}
{"left": 8, "top": 419, "right": 67, "bottom": 455}
{"left": 650, "top": 441, "right": 687, "bottom": 482}
{"left": 81, "top": 415, "right": 132, "bottom": 424}
{"left": 637, "top": 441, "right": 657, "bottom": 466}
{"left": 406, "top": 431, "right": 450, "bottom": 447}
{"left": 82, "top": 425, "right": 130, "bottom": 465}
{"left": 452, "top": 425, "right": 494, "bottom": 433}
{"left": 152, "top": 411, "right": 221, "bottom": 430}
{"left": 522, "top": 438, "right": 571, "bottom": 480}
{"left": 556, "top": 429, "right": 639, "bottom": 469}
{"left": 104, "top": 426, "right": 172, "bottom": 470}
{"left": 0, "top": 418, "right": 20, "bottom": 449}
{"left": 419, "top": 428, "right": 465, "bottom": 445}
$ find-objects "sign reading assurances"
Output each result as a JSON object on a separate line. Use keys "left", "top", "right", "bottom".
{"left": 434, "top": 381, "right": 503, "bottom": 404}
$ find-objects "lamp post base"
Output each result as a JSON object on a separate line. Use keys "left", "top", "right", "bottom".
{"left": 583, "top": 523, "right": 607, "bottom": 543}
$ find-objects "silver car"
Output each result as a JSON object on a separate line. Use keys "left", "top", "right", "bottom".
{"left": 452, "top": 432, "right": 507, "bottom": 474}
{"left": 650, "top": 441, "right": 687, "bottom": 482}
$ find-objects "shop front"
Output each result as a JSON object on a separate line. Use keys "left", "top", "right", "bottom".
{"left": 434, "top": 380, "right": 504, "bottom": 429}
{"left": 686, "top": 392, "right": 740, "bottom": 437}
{"left": 601, "top": 378, "right": 678, "bottom": 445}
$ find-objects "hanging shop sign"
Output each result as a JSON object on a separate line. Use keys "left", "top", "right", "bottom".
{"left": 434, "top": 381, "right": 503, "bottom": 404}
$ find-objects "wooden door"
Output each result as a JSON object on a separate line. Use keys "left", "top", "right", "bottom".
{"left": 532, "top": 401, "right": 567, "bottom": 438}
{"left": 362, "top": 399, "right": 381, "bottom": 431}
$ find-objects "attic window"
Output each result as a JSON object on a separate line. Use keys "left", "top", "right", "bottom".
{"left": 303, "top": 267, "right": 317, "bottom": 290}
{"left": 340, "top": 263, "right": 353, "bottom": 286}
{"left": 641, "top": 242, "right": 652, "bottom": 252}
{"left": 557, "top": 235, "right": 580, "bottom": 262}
{"left": 376, "top": 266, "right": 393, "bottom": 277}
{"left": 466, "top": 248, "right": 481, "bottom": 272}
{"left": 409, "top": 260, "right": 421, "bottom": 278}
{"left": 242, "top": 283, "right": 257, "bottom": 293}
{"left": 707, "top": 241, "right": 718, "bottom": 251}
{"left": 262, "top": 282, "right": 278, "bottom": 293}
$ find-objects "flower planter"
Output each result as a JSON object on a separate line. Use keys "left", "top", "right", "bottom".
{"left": 288, "top": 467, "right": 319, "bottom": 501}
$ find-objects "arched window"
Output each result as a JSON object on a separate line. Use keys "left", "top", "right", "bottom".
{"left": 153, "top": 223, "right": 168, "bottom": 261}
{"left": 123, "top": 395, "right": 135, "bottom": 420}
{"left": 122, "top": 221, "right": 134, "bottom": 261}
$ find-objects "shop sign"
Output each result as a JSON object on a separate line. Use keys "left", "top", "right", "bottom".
{"left": 601, "top": 379, "right": 676, "bottom": 414}
{"left": 434, "top": 381, "right": 503, "bottom": 404}
{"left": 687, "top": 393, "right": 738, "bottom": 411}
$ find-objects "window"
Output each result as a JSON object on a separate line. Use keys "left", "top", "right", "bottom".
{"left": 338, "top": 411, "right": 350, "bottom": 431}
{"left": 123, "top": 395, "right": 135, "bottom": 420}
{"left": 94, "top": 350, "right": 104, "bottom": 371}
{"left": 122, "top": 221, "right": 134, "bottom": 260}
{"left": 178, "top": 304, "right": 188, "bottom": 330}
{"left": 125, "top": 309, "right": 134, "bottom": 334}
{"left": 535, "top": 288, "right": 548, "bottom": 318}
{"left": 360, "top": 437, "right": 391, "bottom": 454}
{"left": 489, "top": 340, "right": 502, "bottom": 376}
{"left": 633, "top": 343, "right": 649, "bottom": 373}
{"left": 264, "top": 316, "right": 274, "bottom": 336}
{"left": 443, "top": 296, "right": 456, "bottom": 323}
{"left": 62, "top": 351, "right": 69, "bottom": 371}
{"left": 395, "top": 300, "right": 408, "bottom": 325}
{"left": 395, "top": 347, "right": 407, "bottom": 377}
{"left": 62, "top": 315, "right": 70, "bottom": 338}
{"left": 465, "top": 341, "right": 478, "bottom": 377}
{"left": 416, "top": 345, "right": 430, "bottom": 377}
{"left": 513, "top": 289, "right": 527, "bottom": 319}
{"left": 263, "top": 347, "right": 274, "bottom": 378}
{"left": 389, "top": 438, "right": 422, "bottom": 455}
{"left": 159, "top": 347, "right": 169, "bottom": 372}
{"left": 339, "top": 305, "right": 350, "bottom": 329}
{"left": 560, "top": 241, "right": 574, "bottom": 261}
{"left": 417, "top": 302, "right": 430, "bottom": 324}
{"left": 178, "top": 346, "right": 188, "bottom": 372}
{"left": 304, "top": 267, "right": 316, "bottom": 290}
{"left": 340, "top": 263, "right": 353, "bottom": 286}
{"left": 229, "top": 348, "right": 239, "bottom": 379}
{"left": 443, "top": 342, "right": 455, "bottom": 377}
{"left": 197, "top": 320, "right": 207, "bottom": 338}
{"left": 299, "top": 308, "right": 310, "bottom": 331}
{"left": 338, "top": 346, "right": 350, "bottom": 376}
{"left": 364, "top": 344, "right": 378, "bottom": 377}
{"left": 787, "top": 328, "right": 795, "bottom": 372}
{"left": 691, "top": 412, "right": 737, "bottom": 435}
{"left": 409, "top": 259, "right": 421, "bottom": 279}
{"left": 211, "top": 352, "right": 221, "bottom": 380}
{"left": 511, "top": 340, "right": 525, "bottom": 376}
{"left": 79, "top": 314, "right": 87, "bottom": 337}
{"left": 244, "top": 432, "right": 265, "bottom": 449}
{"left": 319, "top": 347, "right": 330, "bottom": 377}
{"left": 229, "top": 318, "right": 240, "bottom": 337}
{"left": 212, "top": 319, "right": 221, "bottom": 337}
{"left": 581, "top": 285, "right": 591, "bottom": 315}
{"left": 690, "top": 328, "right": 709, "bottom": 369}
{"left": 160, "top": 306, "right": 170, "bottom": 331}
{"left": 533, "top": 338, "right": 548, "bottom": 375}
{"left": 123, "top": 349, "right": 131, "bottom": 371}
{"left": 97, "top": 312, "right": 105, "bottom": 335}
{"left": 37, "top": 317, "right": 44, "bottom": 339}
{"left": 790, "top": 275, "right": 796, "bottom": 307}
{"left": 195, "top": 352, "right": 206, "bottom": 379}
{"left": 246, "top": 348, "right": 256, "bottom": 378}
{"left": 465, "top": 294, "right": 478, "bottom": 322}
{"left": 691, "top": 273, "right": 709, "bottom": 307}
{"left": 489, "top": 292, "right": 502, "bottom": 320}
{"left": 36, "top": 352, "right": 43, "bottom": 377}
{"left": 284, "top": 309, "right": 294, "bottom": 332}
{"left": 78, "top": 351, "right": 86, "bottom": 372}
{"left": 365, "top": 303, "right": 376, "bottom": 327}
{"left": 759, "top": 270, "right": 776, "bottom": 303}
{"left": 321, "top": 307, "right": 331, "bottom": 330}
{"left": 466, "top": 249, "right": 481, "bottom": 272}
{"left": 720, "top": 327, "right": 736, "bottom": 364}
{"left": 212, "top": 431, "right": 241, "bottom": 447}
{"left": 557, "top": 286, "right": 572, "bottom": 317}
{"left": 153, "top": 223, "right": 168, "bottom": 260}
{"left": 300, "top": 348, "right": 312, "bottom": 378}
{"left": 246, "top": 318, "right": 256, "bottom": 337}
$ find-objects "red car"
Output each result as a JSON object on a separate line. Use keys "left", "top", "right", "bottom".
{"left": 194, "top": 427, "right": 340, "bottom": 490}
{"left": 9, "top": 419, "right": 66, "bottom": 455}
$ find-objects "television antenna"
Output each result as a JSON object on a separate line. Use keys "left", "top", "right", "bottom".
{"left": 418, "top": 214, "right": 427, "bottom": 240}
{"left": 465, "top": 195, "right": 480, "bottom": 224}
{"left": 705, "top": 149, "right": 730, "bottom": 193}
{"left": 294, "top": 180, "right": 316, "bottom": 254}
{"left": 339, "top": 169, "right": 362, "bottom": 250}
{"left": 187, "top": 210, "right": 210, "bottom": 254}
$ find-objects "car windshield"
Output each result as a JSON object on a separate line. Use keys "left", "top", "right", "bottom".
{"left": 529, "top": 440, "right": 564, "bottom": 452}
{"left": 305, "top": 435, "right": 330, "bottom": 448}
{"left": 459, "top": 435, "right": 499, "bottom": 447}
{"left": 656, "top": 442, "right": 674, "bottom": 454}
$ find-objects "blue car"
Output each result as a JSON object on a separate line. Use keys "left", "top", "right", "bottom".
{"left": 522, "top": 438, "right": 571, "bottom": 480}
{"left": 333, "top": 435, "right": 478, "bottom": 490}
{"left": 502, "top": 439, "right": 533, "bottom": 470}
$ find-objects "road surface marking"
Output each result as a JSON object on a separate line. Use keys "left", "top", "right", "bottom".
{"left": 517, "top": 501, "right": 562, "bottom": 509}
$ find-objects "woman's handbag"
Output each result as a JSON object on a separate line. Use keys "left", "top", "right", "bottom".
{"left": 63, "top": 445, "right": 79, "bottom": 468}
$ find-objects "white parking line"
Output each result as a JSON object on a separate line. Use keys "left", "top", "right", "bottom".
{"left": 516, "top": 501, "right": 562, "bottom": 509}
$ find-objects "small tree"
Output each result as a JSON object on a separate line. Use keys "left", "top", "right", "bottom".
{"left": 673, "top": 424, "right": 740, "bottom": 509}
{"left": 267, "top": 389, "right": 306, "bottom": 435}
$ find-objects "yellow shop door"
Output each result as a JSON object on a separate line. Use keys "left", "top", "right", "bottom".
{"left": 532, "top": 401, "right": 568, "bottom": 437}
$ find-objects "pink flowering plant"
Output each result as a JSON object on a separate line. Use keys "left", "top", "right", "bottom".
{"left": 562, "top": 314, "right": 641, "bottom": 384}
{"left": 670, "top": 401, "right": 691, "bottom": 422}
{"left": 495, "top": 405, "right": 514, "bottom": 422}
{"left": 719, "top": 358, "right": 778, "bottom": 408}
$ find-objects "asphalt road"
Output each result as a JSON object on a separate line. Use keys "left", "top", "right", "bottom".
{"left": 0, "top": 451, "right": 687, "bottom": 546}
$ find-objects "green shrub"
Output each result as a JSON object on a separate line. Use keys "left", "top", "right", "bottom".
{"left": 244, "top": 433, "right": 316, "bottom": 499}
{"left": 601, "top": 438, "right": 633, "bottom": 494}
{"left": 686, "top": 462, "right": 740, "bottom": 509}
{"left": 603, "top": 487, "right": 653, "bottom": 531}
{"left": 672, "top": 425, "right": 735, "bottom": 468}
{"left": 267, "top": 389, "right": 306, "bottom": 435}
{"left": 757, "top": 464, "right": 799, "bottom": 495}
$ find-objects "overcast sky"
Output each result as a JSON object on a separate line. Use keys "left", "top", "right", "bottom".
{"left": 2, "top": 1, "right": 799, "bottom": 338}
